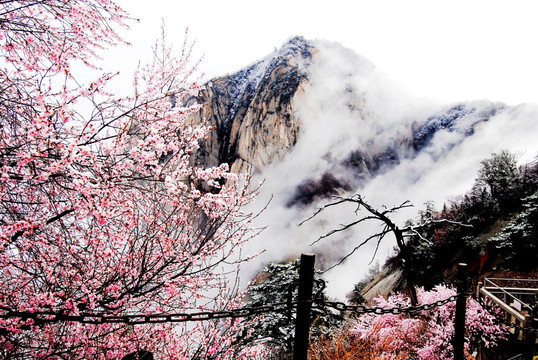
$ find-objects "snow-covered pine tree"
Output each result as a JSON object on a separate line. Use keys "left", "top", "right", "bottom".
{"left": 244, "top": 260, "right": 342, "bottom": 359}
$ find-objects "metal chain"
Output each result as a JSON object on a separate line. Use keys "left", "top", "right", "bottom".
{"left": 1, "top": 293, "right": 467, "bottom": 325}
{"left": 0, "top": 302, "right": 294, "bottom": 325}
{"left": 472, "top": 294, "right": 537, "bottom": 334}
{"left": 312, "top": 295, "right": 459, "bottom": 315}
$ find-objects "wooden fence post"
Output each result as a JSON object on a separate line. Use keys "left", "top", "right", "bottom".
{"left": 293, "top": 254, "right": 315, "bottom": 360}
{"left": 529, "top": 305, "right": 538, "bottom": 359}
{"left": 454, "top": 263, "right": 468, "bottom": 360}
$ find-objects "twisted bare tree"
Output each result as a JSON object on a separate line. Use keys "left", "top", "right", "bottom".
{"left": 301, "top": 194, "right": 471, "bottom": 305}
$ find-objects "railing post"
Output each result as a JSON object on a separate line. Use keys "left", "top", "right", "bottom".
{"left": 454, "top": 263, "right": 468, "bottom": 360}
{"left": 523, "top": 311, "right": 536, "bottom": 360}
{"left": 293, "top": 254, "right": 315, "bottom": 360}
{"left": 530, "top": 306, "right": 537, "bottom": 360}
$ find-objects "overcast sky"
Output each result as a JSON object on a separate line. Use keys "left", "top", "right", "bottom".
{"left": 110, "top": 0, "right": 538, "bottom": 105}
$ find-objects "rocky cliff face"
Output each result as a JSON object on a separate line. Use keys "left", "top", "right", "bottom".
{"left": 190, "top": 36, "right": 312, "bottom": 174}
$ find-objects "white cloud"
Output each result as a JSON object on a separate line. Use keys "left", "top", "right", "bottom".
{"left": 111, "top": 0, "right": 538, "bottom": 105}
{"left": 240, "top": 39, "right": 538, "bottom": 300}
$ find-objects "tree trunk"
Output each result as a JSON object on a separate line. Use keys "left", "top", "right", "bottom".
{"left": 395, "top": 230, "right": 418, "bottom": 305}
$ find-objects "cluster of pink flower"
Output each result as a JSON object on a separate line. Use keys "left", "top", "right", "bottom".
{"left": 350, "top": 285, "right": 507, "bottom": 359}
{"left": 0, "top": 1, "right": 265, "bottom": 358}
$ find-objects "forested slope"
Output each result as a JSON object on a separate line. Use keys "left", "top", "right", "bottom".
{"left": 363, "top": 151, "right": 538, "bottom": 300}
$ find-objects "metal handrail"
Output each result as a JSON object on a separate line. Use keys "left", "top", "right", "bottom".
{"left": 483, "top": 278, "right": 536, "bottom": 313}
{"left": 486, "top": 278, "right": 538, "bottom": 283}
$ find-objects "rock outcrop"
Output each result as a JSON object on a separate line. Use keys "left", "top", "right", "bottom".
{"left": 190, "top": 36, "right": 312, "bottom": 174}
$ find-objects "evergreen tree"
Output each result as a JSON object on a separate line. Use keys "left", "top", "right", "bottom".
{"left": 245, "top": 260, "right": 342, "bottom": 359}
{"left": 490, "top": 190, "right": 538, "bottom": 270}
{"left": 475, "top": 150, "right": 522, "bottom": 213}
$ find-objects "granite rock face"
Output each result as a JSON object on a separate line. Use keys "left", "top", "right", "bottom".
{"left": 190, "top": 36, "right": 313, "bottom": 174}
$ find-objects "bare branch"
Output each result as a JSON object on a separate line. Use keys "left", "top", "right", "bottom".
{"left": 298, "top": 196, "right": 352, "bottom": 226}
{"left": 322, "top": 229, "right": 391, "bottom": 273}
{"left": 309, "top": 215, "right": 380, "bottom": 246}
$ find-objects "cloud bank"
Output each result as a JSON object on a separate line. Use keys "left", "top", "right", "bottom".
{"left": 240, "top": 40, "right": 538, "bottom": 300}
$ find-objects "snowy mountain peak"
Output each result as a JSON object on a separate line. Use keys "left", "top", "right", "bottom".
{"left": 186, "top": 37, "right": 538, "bottom": 299}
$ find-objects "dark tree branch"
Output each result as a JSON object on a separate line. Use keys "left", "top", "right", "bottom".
{"left": 9, "top": 208, "right": 74, "bottom": 244}
{"left": 301, "top": 194, "right": 421, "bottom": 304}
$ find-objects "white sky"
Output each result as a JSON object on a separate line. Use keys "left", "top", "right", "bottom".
{"left": 110, "top": 0, "right": 538, "bottom": 105}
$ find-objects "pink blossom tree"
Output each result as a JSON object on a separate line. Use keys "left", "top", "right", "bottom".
{"left": 0, "top": 1, "right": 264, "bottom": 358}
{"left": 350, "top": 285, "right": 508, "bottom": 359}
